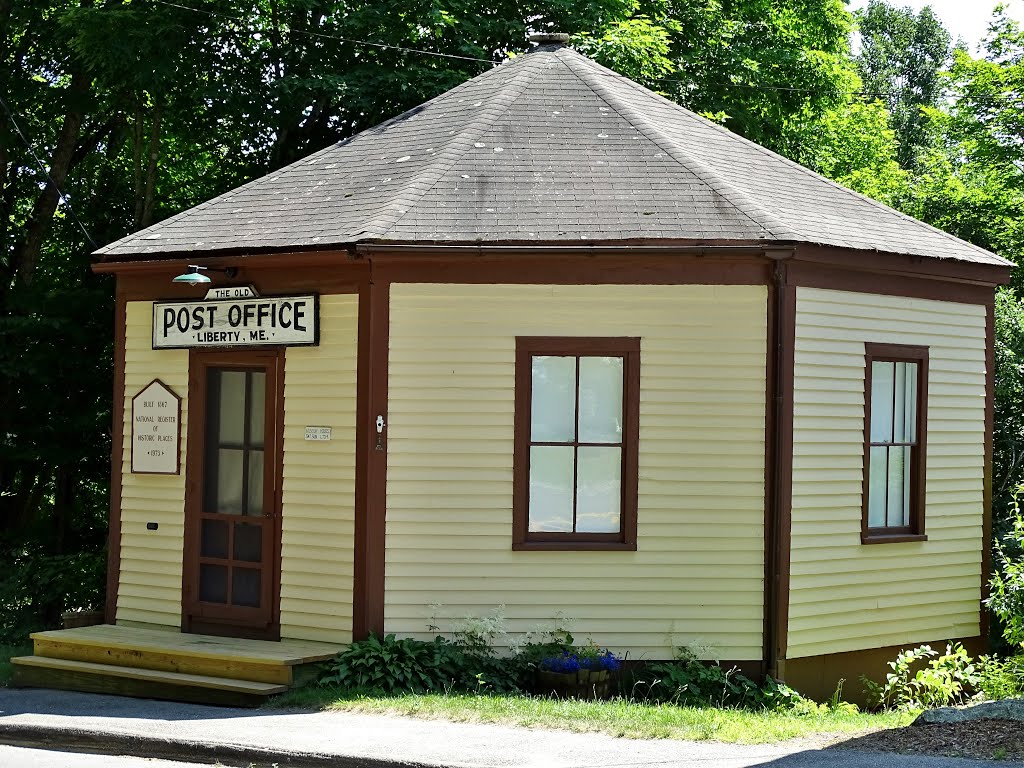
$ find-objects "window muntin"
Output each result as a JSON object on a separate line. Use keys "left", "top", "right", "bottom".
{"left": 513, "top": 338, "right": 639, "bottom": 550}
{"left": 862, "top": 344, "right": 928, "bottom": 542}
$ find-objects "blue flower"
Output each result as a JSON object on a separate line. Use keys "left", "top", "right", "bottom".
{"left": 540, "top": 652, "right": 581, "bottom": 673}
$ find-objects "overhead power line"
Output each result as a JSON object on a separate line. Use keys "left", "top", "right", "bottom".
{"left": 151, "top": 0, "right": 1024, "bottom": 105}
{"left": 0, "top": 94, "right": 97, "bottom": 250}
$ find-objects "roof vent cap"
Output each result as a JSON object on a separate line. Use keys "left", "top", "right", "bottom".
{"left": 529, "top": 32, "right": 570, "bottom": 47}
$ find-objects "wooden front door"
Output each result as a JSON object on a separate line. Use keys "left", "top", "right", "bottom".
{"left": 183, "top": 349, "right": 283, "bottom": 639}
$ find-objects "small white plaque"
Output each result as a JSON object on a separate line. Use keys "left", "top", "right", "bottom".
{"left": 204, "top": 285, "right": 260, "bottom": 301}
{"left": 131, "top": 380, "right": 181, "bottom": 474}
{"left": 305, "top": 426, "right": 332, "bottom": 441}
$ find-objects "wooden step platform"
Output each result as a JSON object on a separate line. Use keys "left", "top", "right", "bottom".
{"left": 11, "top": 624, "right": 343, "bottom": 707}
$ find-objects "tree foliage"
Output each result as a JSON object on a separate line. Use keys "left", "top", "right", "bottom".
{"left": 855, "top": 0, "right": 951, "bottom": 168}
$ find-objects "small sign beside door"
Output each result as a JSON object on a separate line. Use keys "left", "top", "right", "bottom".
{"left": 305, "top": 426, "right": 332, "bottom": 441}
{"left": 131, "top": 379, "right": 181, "bottom": 474}
{"left": 152, "top": 294, "right": 319, "bottom": 349}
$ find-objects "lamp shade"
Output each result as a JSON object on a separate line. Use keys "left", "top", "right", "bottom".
{"left": 172, "top": 265, "right": 212, "bottom": 285}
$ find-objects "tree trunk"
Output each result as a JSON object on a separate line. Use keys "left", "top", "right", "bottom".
{"left": 132, "top": 98, "right": 145, "bottom": 229}
{"left": 7, "top": 67, "right": 91, "bottom": 286}
{"left": 140, "top": 101, "right": 162, "bottom": 228}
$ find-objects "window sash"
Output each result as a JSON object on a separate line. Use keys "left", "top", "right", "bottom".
{"left": 527, "top": 354, "right": 625, "bottom": 535}
{"left": 862, "top": 345, "right": 928, "bottom": 542}
{"left": 513, "top": 337, "right": 640, "bottom": 550}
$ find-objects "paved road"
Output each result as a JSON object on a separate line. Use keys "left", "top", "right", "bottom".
{"left": 0, "top": 745, "right": 203, "bottom": 767}
{"left": 0, "top": 688, "right": 1011, "bottom": 768}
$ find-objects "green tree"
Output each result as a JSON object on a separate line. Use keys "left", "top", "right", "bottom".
{"left": 855, "top": 0, "right": 951, "bottom": 168}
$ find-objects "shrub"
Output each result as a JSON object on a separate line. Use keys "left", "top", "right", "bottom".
{"left": 319, "top": 633, "right": 525, "bottom": 695}
{"left": 979, "top": 655, "right": 1024, "bottom": 700}
{"left": 0, "top": 548, "right": 105, "bottom": 643}
{"left": 864, "top": 643, "right": 980, "bottom": 710}
{"left": 630, "top": 649, "right": 807, "bottom": 710}
{"left": 319, "top": 634, "right": 461, "bottom": 694}
{"left": 989, "top": 504, "right": 1024, "bottom": 649}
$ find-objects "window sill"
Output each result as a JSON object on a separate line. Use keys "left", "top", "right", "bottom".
{"left": 861, "top": 533, "right": 928, "bottom": 545}
{"left": 513, "top": 541, "right": 637, "bottom": 552}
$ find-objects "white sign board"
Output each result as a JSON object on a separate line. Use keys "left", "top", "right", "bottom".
{"left": 205, "top": 284, "right": 259, "bottom": 301}
{"left": 153, "top": 294, "right": 318, "bottom": 349}
{"left": 304, "top": 426, "right": 332, "bottom": 441}
{"left": 131, "top": 380, "right": 181, "bottom": 474}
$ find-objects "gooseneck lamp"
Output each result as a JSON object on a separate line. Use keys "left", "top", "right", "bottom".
{"left": 171, "top": 265, "right": 238, "bottom": 285}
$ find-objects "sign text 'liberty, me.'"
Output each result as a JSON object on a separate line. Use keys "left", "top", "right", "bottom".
{"left": 152, "top": 294, "right": 319, "bottom": 349}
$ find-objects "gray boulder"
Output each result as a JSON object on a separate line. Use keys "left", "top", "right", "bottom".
{"left": 914, "top": 698, "right": 1024, "bottom": 725}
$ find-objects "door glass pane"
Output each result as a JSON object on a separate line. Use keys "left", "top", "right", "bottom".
{"left": 250, "top": 372, "right": 266, "bottom": 448}
{"left": 870, "top": 361, "right": 895, "bottom": 443}
{"left": 576, "top": 446, "right": 621, "bottom": 533}
{"left": 887, "top": 445, "right": 910, "bottom": 527}
{"left": 216, "top": 448, "right": 245, "bottom": 515}
{"left": 234, "top": 522, "right": 262, "bottom": 562}
{"left": 867, "top": 446, "right": 888, "bottom": 528}
{"left": 199, "top": 564, "right": 227, "bottom": 603}
{"left": 200, "top": 519, "right": 229, "bottom": 558}
{"left": 578, "top": 357, "right": 623, "bottom": 443}
{"left": 217, "top": 371, "right": 247, "bottom": 445}
{"left": 528, "top": 445, "right": 574, "bottom": 532}
{"left": 232, "top": 567, "right": 261, "bottom": 608}
{"left": 247, "top": 450, "right": 264, "bottom": 516}
{"left": 531, "top": 356, "right": 576, "bottom": 442}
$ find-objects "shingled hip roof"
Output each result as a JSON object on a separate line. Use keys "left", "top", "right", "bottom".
{"left": 96, "top": 43, "right": 1009, "bottom": 267}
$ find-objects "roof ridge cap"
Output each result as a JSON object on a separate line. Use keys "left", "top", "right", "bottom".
{"left": 600, "top": 66, "right": 1010, "bottom": 266}
{"left": 558, "top": 50, "right": 796, "bottom": 241}
{"left": 355, "top": 55, "right": 545, "bottom": 239}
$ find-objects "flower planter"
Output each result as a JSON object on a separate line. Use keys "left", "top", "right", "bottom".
{"left": 537, "top": 668, "right": 612, "bottom": 700}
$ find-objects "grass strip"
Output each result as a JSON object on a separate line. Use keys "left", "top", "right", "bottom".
{"left": 271, "top": 688, "right": 914, "bottom": 743}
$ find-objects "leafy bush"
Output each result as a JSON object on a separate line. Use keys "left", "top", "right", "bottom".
{"left": 629, "top": 649, "right": 807, "bottom": 710}
{"left": 319, "top": 633, "right": 527, "bottom": 695}
{"left": 0, "top": 547, "right": 105, "bottom": 643}
{"left": 979, "top": 655, "right": 1024, "bottom": 700}
{"left": 864, "top": 643, "right": 980, "bottom": 710}
{"left": 319, "top": 634, "right": 463, "bottom": 694}
{"left": 989, "top": 503, "right": 1024, "bottom": 649}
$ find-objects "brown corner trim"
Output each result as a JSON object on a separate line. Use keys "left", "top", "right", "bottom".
{"left": 982, "top": 298, "right": 995, "bottom": 642}
{"left": 105, "top": 292, "right": 127, "bottom": 625}
{"left": 353, "top": 276, "right": 389, "bottom": 639}
{"left": 765, "top": 262, "right": 796, "bottom": 678}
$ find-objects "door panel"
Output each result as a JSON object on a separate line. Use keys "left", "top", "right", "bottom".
{"left": 183, "top": 350, "right": 282, "bottom": 639}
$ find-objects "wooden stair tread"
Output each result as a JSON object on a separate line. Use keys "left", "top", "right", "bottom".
{"left": 30, "top": 625, "right": 342, "bottom": 666}
{"left": 11, "top": 656, "right": 288, "bottom": 694}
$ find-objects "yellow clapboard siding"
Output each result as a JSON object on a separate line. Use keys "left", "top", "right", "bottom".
{"left": 385, "top": 284, "right": 767, "bottom": 661}
{"left": 788, "top": 613, "right": 981, "bottom": 657}
{"left": 279, "top": 295, "right": 357, "bottom": 645}
{"left": 788, "top": 287, "right": 985, "bottom": 659}
{"left": 116, "top": 301, "right": 188, "bottom": 627}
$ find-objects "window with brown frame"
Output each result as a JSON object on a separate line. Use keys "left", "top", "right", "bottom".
{"left": 862, "top": 343, "right": 929, "bottom": 544}
{"left": 512, "top": 337, "right": 640, "bottom": 551}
